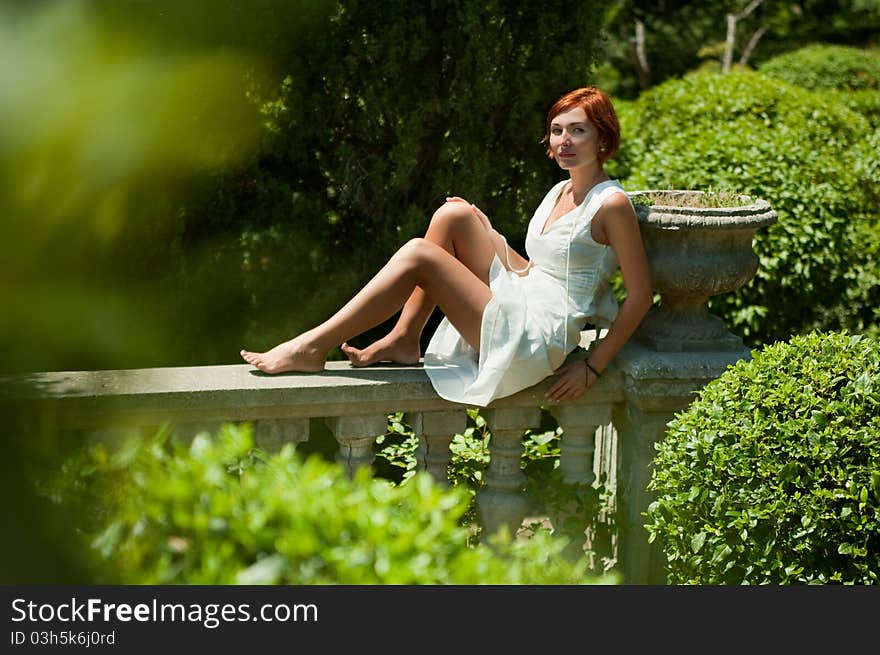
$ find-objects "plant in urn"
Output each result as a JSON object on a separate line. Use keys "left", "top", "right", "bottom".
{"left": 629, "top": 190, "right": 777, "bottom": 352}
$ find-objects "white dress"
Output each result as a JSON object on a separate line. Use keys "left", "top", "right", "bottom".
{"left": 424, "top": 179, "right": 627, "bottom": 407}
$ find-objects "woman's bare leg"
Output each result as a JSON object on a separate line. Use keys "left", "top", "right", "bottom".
{"left": 341, "top": 201, "right": 502, "bottom": 366}
{"left": 240, "top": 235, "right": 496, "bottom": 374}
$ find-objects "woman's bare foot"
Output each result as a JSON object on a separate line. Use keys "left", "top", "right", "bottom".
{"left": 341, "top": 334, "right": 421, "bottom": 367}
{"left": 240, "top": 336, "right": 326, "bottom": 374}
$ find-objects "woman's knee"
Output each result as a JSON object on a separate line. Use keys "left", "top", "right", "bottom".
{"left": 430, "top": 201, "right": 482, "bottom": 233}
{"left": 397, "top": 237, "right": 439, "bottom": 266}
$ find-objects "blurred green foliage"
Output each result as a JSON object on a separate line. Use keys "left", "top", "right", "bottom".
{"left": 0, "top": 0, "right": 297, "bottom": 373}
{"left": 44, "top": 422, "right": 611, "bottom": 584}
{"left": 0, "top": 0, "right": 329, "bottom": 583}
{"left": 609, "top": 68, "right": 880, "bottom": 346}
{"left": 646, "top": 331, "right": 880, "bottom": 584}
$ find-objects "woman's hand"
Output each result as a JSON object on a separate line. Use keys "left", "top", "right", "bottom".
{"left": 544, "top": 360, "right": 599, "bottom": 403}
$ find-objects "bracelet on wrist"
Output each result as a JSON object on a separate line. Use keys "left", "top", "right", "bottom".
{"left": 585, "top": 362, "right": 602, "bottom": 381}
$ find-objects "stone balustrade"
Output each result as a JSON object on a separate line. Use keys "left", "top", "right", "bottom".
{"left": 4, "top": 192, "right": 775, "bottom": 584}
{"left": 3, "top": 330, "right": 752, "bottom": 584}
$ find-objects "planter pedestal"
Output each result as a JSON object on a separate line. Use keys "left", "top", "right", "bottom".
{"left": 612, "top": 190, "right": 777, "bottom": 583}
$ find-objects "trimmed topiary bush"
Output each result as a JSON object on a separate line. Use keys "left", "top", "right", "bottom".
{"left": 759, "top": 44, "right": 880, "bottom": 128}
{"left": 829, "top": 88, "right": 880, "bottom": 128}
{"left": 610, "top": 68, "right": 880, "bottom": 347}
{"left": 49, "top": 423, "right": 607, "bottom": 585}
{"left": 645, "top": 331, "right": 880, "bottom": 584}
{"left": 758, "top": 44, "right": 880, "bottom": 91}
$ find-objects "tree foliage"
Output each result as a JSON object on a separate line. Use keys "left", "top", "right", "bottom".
{"left": 759, "top": 42, "right": 880, "bottom": 90}
{"left": 596, "top": 1, "right": 880, "bottom": 97}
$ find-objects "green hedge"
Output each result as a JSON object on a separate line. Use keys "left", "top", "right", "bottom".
{"left": 829, "top": 88, "right": 880, "bottom": 128}
{"left": 50, "top": 423, "right": 607, "bottom": 584}
{"left": 645, "top": 331, "right": 880, "bottom": 584}
{"left": 758, "top": 44, "right": 880, "bottom": 91}
{"left": 759, "top": 44, "right": 880, "bottom": 127}
{"left": 609, "top": 68, "right": 880, "bottom": 346}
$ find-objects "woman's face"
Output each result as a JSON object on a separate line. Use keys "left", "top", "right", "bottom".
{"left": 548, "top": 106, "right": 602, "bottom": 171}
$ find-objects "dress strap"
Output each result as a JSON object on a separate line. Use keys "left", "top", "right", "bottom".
{"left": 500, "top": 234, "right": 530, "bottom": 274}
{"left": 580, "top": 180, "right": 625, "bottom": 223}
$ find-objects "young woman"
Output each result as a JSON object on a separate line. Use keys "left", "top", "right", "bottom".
{"left": 240, "top": 87, "right": 653, "bottom": 406}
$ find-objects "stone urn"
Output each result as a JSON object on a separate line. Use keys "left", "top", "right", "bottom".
{"left": 629, "top": 190, "right": 777, "bottom": 352}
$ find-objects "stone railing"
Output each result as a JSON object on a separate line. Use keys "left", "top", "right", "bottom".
{"left": 6, "top": 190, "right": 777, "bottom": 584}
{"left": 5, "top": 332, "right": 752, "bottom": 584}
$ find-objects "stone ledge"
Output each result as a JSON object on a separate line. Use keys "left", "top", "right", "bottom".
{"left": 1, "top": 357, "right": 624, "bottom": 430}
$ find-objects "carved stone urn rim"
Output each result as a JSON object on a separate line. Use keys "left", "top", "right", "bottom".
{"left": 628, "top": 188, "right": 778, "bottom": 352}
{"left": 628, "top": 189, "right": 778, "bottom": 230}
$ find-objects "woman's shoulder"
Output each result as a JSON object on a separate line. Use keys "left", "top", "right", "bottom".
{"left": 603, "top": 185, "right": 631, "bottom": 205}
{"left": 590, "top": 186, "right": 640, "bottom": 246}
{"left": 595, "top": 182, "right": 637, "bottom": 224}
{"left": 598, "top": 178, "right": 626, "bottom": 195}
{"left": 596, "top": 181, "right": 631, "bottom": 207}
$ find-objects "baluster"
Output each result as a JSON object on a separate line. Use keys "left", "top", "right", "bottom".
{"left": 548, "top": 404, "right": 613, "bottom": 561}
{"left": 325, "top": 414, "right": 388, "bottom": 477}
{"left": 411, "top": 410, "right": 466, "bottom": 486}
{"left": 477, "top": 407, "right": 541, "bottom": 538}
{"left": 255, "top": 418, "right": 310, "bottom": 452}
{"left": 548, "top": 404, "right": 612, "bottom": 486}
{"left": 593, "top": 422, "right": 618, "bottom": 504}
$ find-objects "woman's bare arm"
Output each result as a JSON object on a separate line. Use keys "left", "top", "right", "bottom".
{"left": 585, "top": 193, "right": 653, "bottom": 372}
{"left": 545, "top": 192, "right": 653, "bottom": 401}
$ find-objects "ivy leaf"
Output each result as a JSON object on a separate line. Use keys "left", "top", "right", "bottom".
{"left": 780, "top": 461, "right": 799, "bottom": 482}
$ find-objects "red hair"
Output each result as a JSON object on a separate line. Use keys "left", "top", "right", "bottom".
{"left": 542, "top": 87, "right": 620, "bottom": 165}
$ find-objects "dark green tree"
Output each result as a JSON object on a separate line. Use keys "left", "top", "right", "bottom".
{"left": 180, "top": 0, "right": 608, "bottom": 360}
